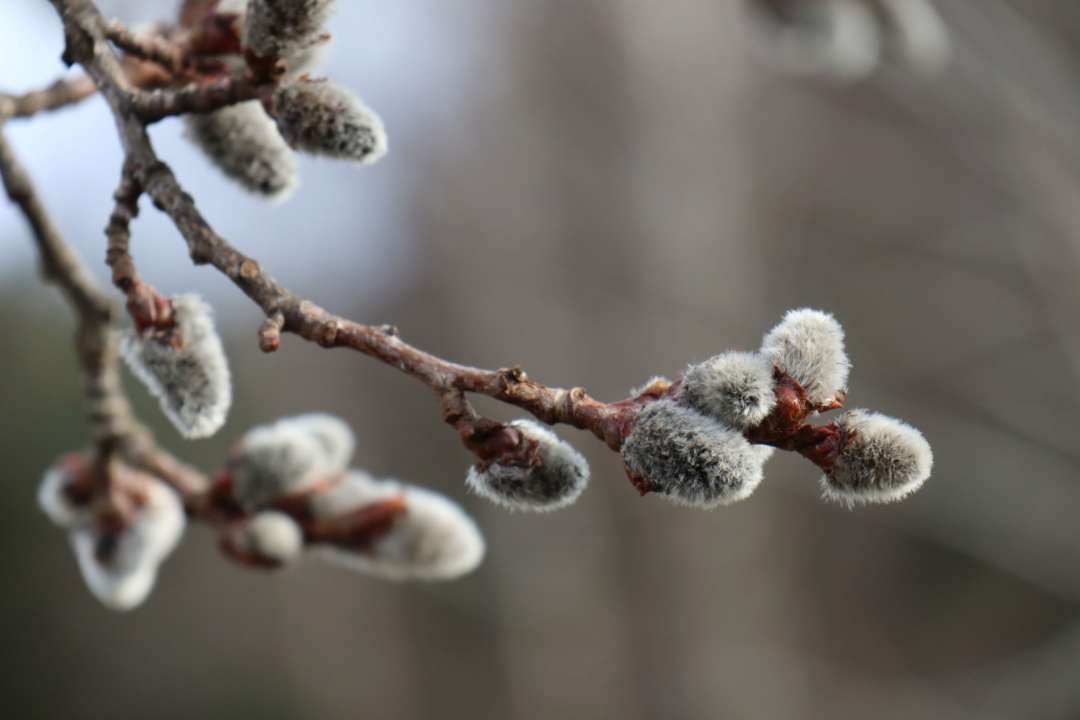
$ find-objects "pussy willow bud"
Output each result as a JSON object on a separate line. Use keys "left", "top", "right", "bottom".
{"left": 273, "top": 413, "right": 355, "bottom": 471}
{"left": 269, "top": 78, "right": 387, "bottom": 163}
{"left": 681, "top": 351, "right": 776, "bottom": 429}
{"left": 744, "top": 0, "right": 880, "bottom": 81}
{"left": 760, "top": 308, "right": 850, "bottom": 407}
{"left": 244, "top": 0, "right": 335, "bottom": 59}
{"left": 313, "top": 472, "right": 485, "bottom": 581}
{"left": 228, "top": 420, "right": 338, "bottom": 511}
{"left": 183, "top": 101, "right": 298, "bottom": 199}
{"left": 71, "top": 477, "right": 186, "bottom": 611}
{"left": 822, "top": 409, "right": 933, "bottom": 505}
{"left": 122, "top": 294, "right": 232, "bottom": 439}
{"left": 239, "top": 510, "right": 305, "bottom": 566}
{"left": 466, "top": 420, "right": 590, "bottom": 512}
{"left": 621, "top": 399, "right": 769, "bottom": 509}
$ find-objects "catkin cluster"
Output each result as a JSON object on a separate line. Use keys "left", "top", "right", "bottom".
{"left": 181, "top": 0, "right": 386, "bottom": 198}
{"left": 38, "top": 454, "right": 186, "bottom": 610}
{"left": 622, "top": 309, "right": 932, "bottom": 508}
{"left": 221, "top": 414, "right": 485, "bottom": 580}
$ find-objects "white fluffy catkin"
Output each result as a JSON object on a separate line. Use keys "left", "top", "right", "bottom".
{"left": 270, "top": 78, "right": 387, "bottom": 163}
{"left": 183, "top": 101, "right": 298, "bottom": 199}
{"left": 465, "top": 420, "right": 590, "bottom": 512}
{"left": 274, "top": 413, "right": 355, "bottom": 471}
{"left": 71, "top": 479, "right": 186, "bottom": 611}
{"left": 122, "top": 294, "right": 232, "bottom": 439}
{"left": 760, "top": 308, "right": 850, "bottom": 407}
{"left": 244, "top": 0, "right": 335, "bottom": 59}
{"left": 822, "top": 409, "right": 933, "bottom": 505}
{"left": 241, "top": 511, "right": 305, "bottom": 565}
{"left": 228, "top": 422, "right": 334, "bottom": 510}
{"left": 681, "top": 351, "right": 776, "bottom": 429}
{"left": 313, "top": 472, "right": 485, "bottom": 581}
{"left": 621, "top": 399, "right": 770, "bottom": 509}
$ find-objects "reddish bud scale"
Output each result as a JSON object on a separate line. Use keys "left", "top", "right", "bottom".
{"left": 219, "top": 521, "right": 284, "bottom": 569}
{"left": 304, "top": 496, "right": 407, "bottom": 550}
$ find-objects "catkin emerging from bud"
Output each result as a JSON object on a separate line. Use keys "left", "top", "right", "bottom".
{"left": 274, "top": 413, "right": 355, "bottom": 471}
{"left": 122, "top": 294, "right": 232, "bottom": 439}
{"left": 622, "top": 399, "right": 769, "bottom": 509}
{"left": 184, "top": 101, "right": 298, "bottom": 199}
{"left": 71, "top": 478, "right": 186, "bottom": 611}
{"left": 314, "top": 472, "right": 485, "bottom": 581}
{"left": 682, "top": 351, "right": 776, "bottom": 429}
{"left": 244, "top": 0, "right": 335, "bottom": 59}
{"left": 228, "top": 421, "right": 339, "bottom": 510}
{"left": 822, "top": 409, "right": 933, "bottom": 505}
{"left": 466, "top": 420, "right": 590, "bottom": 512}
{"left": 760, "top": 308, "right": 850, "bottom": 407}
{"left": 38, "top": 454, "right": 92, "bottom": 528}
{"left": 239, "top": 511, "right": 305, "bottom": 565}
{"left": 270, "top": 78, "right": 387, "bottom": 163}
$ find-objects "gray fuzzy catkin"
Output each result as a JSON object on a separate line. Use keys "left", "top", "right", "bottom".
{"left": 274, "top": 413, "right": 355, "bottom": 471}
{"left": 822, "top": 409, "right": 933, "bottom": 505}
{"left": 183, "top": 101, "right": 297, "bottom": 199}
{"left": 270, "top": 78, "right": 387, "bottom": 163}
{"left": 122, "top": 294, "right": 232, "bottom": 439}
{"left": 465, "top": 420, "right": 590, "bottom": 512}
{"left": 244, "top": 0, "right": 335, "bottom": 59}
{"left": 243, "top": 510, "right": 304, "bottom": 564}
{"left": 681, "top": 351, "right": 776, "bottom": 429}
{"left": 760, "top": 308, "right": 851, "bottom": 407}
{"left": 313, "top": 472, "right": 485, "bottom": 581}
{"left": 621, "top": 399, "right": 769, "bottom": 509}
{"left": 228, "top": 423, "right": 333, "bottom": 510}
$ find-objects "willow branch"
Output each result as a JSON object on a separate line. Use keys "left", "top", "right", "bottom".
{"left": 51, "top": 0, "right": 635, "bottom": 455}
{"left": 0, "top": 75, "right": 97, "bottom": 120}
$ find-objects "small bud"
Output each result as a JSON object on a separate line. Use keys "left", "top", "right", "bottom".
{"left": 466, "top": 420, "right": 590, "bottom": 512}
{"left": 122, "top": 294, "right": 232, "bottom": 439}
{"left": 273, "top": 413, "right": 355, "bottom": 471}
{"left": 236, "top": 510, "right": 305, "bottom": 566}
{"left": 269, "top": 78, "right": 387, "bottom": 164}
{"left": 822, "top": 409, "right": 933, "bottom": 505}
{"left": 244, "top": 0, "right": 335, "bottom": 60}
{"left": 681, "top": 351, "right": 776, "bottom": 429}
{"left": 621, "top": 399, "right": 769, "bottom": 509}
{"left": 227, "top": 420, "right": 338, "bottom": 510}
{"left": 184, "top": 101, "right": 298, "bottom": 199}
{"left": 760, "top": 308, "right": 850, "bottom": 408}
{"left": 71, "top": 476, "right": 186, "bottom": 611}
{"left": 38, "top": 453, "right": 93, "bottom": 528}
{"left": 313, "top": 472, "right": 485, "bottom": 581}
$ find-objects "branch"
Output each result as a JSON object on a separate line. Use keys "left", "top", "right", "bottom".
{"left": 0, "top": 75, "right": 96, "bottom": 120}
{"left": 50, "top": 0, "right": 637, "bottom": 457}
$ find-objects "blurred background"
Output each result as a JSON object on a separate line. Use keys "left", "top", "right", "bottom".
{"left": 3, "top": 0, "right": 1080, "bottom": 717}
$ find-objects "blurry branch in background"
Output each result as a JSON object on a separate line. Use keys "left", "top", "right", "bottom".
{"left": 1, "top": 0, "right": 935, "bottom": 612}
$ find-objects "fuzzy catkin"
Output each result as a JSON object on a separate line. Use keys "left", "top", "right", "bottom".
{"left": 465, "top": 420, "right": 590, "bottom": 512}
{"left": 622, "top": 399, "right": 769, "bottom": 509}
{"left": 122, "top": 294, "right": 232, "bottom": 439}
{"left": 270, "top": 78, "right": 387, "bottom": 163}
{"left": 681, "top": 351, "right": 776, "bottom": 429}
{"left": 244, "top": 0, "right": 335, "bottom": 59}
{"left": 275, "top": 413, "right": 355, "bottom": 471}
{"left": 242, "top": 511, "right": 304, "bottom": 564}
{"left": 314, "top": 472, "right": 485, "bottom": 581}
{"left": 822, "top": 409, "right": 933, "bottom": 505}
{"left": 228, "top": 422, "right": 334, "bottom": 510}
{"left": 183, "top": 101, "right": 297, "bottom": 199}
{"left": 760, "top": 308, "right": 850, "bottom": 407}
{"left": 71, "top": 478, "right": 186, "bottom": 611}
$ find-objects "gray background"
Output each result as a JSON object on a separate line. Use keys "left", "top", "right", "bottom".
{"left": 2, "top": 1, "right": 1079, "bottom": 718}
